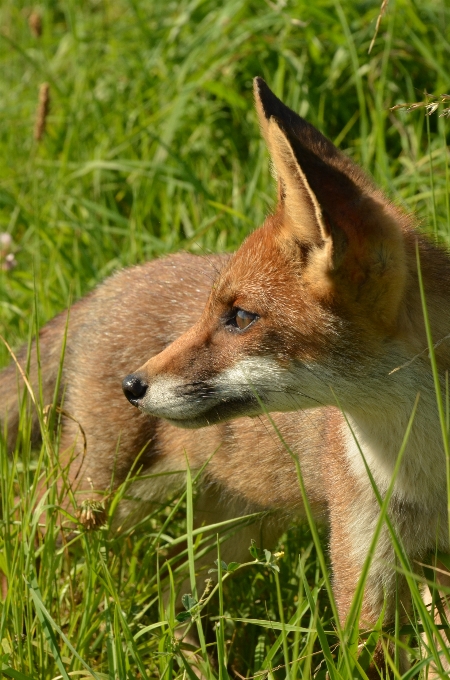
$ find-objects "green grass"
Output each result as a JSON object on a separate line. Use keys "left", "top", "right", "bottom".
{"left": 1, "top": 0, "right": 450, "bottom": 677}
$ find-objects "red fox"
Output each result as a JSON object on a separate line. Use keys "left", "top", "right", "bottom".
{"left": 2, "top": 78, "right": 450, "bottom": 671}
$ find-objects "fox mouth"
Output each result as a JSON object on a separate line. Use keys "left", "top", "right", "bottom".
{"left": 123, "top": 359, "right": 323, "bottom": 426}
{"left": 161, "top": 395, "right": 262, "bottom": 429}
{"left": 123, "top": 372, "right": 266, "bottom": 424}
{"left": 137, "top": 388, "right": 262, "bottom": 427}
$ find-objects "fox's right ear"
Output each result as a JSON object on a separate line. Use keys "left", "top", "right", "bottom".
{"left": 254, "top": 77, "right": 368, "bottom": 254}
{"left": 265, "top": 117, "right": 331, "bottom": 248}
{"left": 254, "top": 78, "right": 327, "bottom": 247}
{"left": 254, "top": 77, "right": 407, "bottom": 325}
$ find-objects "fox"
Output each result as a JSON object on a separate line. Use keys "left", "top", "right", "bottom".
{"left": 2, "top": 77, "right": 450, "bottom": 673}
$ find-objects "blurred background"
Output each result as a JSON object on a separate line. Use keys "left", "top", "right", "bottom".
{"left": 0, "top": 0, "right": 449, "bottom": 365}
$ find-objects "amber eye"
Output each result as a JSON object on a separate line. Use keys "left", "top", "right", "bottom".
{"left": 234, "top": 309, "right": 258, "bottom": 330}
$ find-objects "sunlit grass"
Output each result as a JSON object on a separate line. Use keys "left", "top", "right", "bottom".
{"left": 1, "top": 0, "right": 450, "bottom": 677}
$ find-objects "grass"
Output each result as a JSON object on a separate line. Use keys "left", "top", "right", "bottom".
{"left": 1, "top": 0, "right": 450, "bottom": 677}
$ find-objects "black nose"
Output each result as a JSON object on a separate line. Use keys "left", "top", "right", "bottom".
{"left": 122, "top": 373, "right": 148, "bottom": 405}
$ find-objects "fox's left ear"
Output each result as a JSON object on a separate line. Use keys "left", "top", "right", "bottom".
{"left": 254, "top": 78, "right": 407, "bottom": 322}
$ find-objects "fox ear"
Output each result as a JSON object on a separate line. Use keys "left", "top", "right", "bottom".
{"left": 253, "top": 78, "right": 407, "bottom": 325}
{"left": 253, "top": 77, "right": 403, "bottom": 272}
{"left": 254, "top": 77, "right": 369, "bottom": 251}
{"left": 264, "top": 118, "right": 331, "bottom": 247}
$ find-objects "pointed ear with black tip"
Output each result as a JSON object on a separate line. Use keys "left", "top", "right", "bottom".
{"left": 253, "top": 77, "right": 407, "bottom": 323}
{"left": 254, "top": 79, "right": 321, "bottom": 245}
{"left": 253, "top": 77, "right": 371, "bottom": 252}
{"left": 254, "top": 76, "right": 351, "bottom": 184}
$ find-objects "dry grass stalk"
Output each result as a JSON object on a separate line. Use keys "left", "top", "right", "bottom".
{"left": 368, "top": 0, "right": 389, "bottom": 54}
{"left": 29, "top": 11, "right": 42, "bottom": 38}
{"left": 34, "top": 82, "right": 50, "bottom": 142}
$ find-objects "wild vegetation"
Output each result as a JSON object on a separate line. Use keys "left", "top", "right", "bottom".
{"left": 1, "top": 0, "right": 450, "bottom": 677}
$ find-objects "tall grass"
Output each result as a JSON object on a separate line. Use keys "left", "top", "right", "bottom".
{"left": 1, "top": 0, "right": 450, "bottom": 677}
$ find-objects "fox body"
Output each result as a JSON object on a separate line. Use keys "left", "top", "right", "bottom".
{"left": 2, "top": 79, "right": 450, "bottom": 664}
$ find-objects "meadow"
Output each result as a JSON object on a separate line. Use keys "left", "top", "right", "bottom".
{"left": 1, "top": 0, "right": 450, "bottom": 677}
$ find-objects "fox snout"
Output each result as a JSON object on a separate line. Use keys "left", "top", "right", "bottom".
{"left": 122, "top": 367, "right": 218, "bottom": 426}
{"left": 122, "top": 373, "right": 148, "bottom": 406}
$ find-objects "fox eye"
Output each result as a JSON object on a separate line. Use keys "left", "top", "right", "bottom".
{"left": 227, "top": 308, "right": 259, "bottom": 331}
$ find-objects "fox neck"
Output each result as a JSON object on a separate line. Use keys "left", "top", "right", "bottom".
{"left": 339, "top": 236, "right": 450, "bottom": 512}
{"left": 343, "top": 381, "right": 447, "bottom": 518}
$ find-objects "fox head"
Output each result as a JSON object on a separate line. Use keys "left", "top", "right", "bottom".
{"left": 122, "top": 78, "right": 419, "bottom": 428}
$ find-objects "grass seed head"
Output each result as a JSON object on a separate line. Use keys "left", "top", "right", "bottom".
{"left": 29, "top": 11, "right": 42, "bottom": 38}
{"left": 390, "top": 94, "right": 450, "bottom": 118}
{"left": 34, "top": 82, "right": 50, "bottom": 142}
{"left": 78, "top": 499, "right": 107, "bottom": 530}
